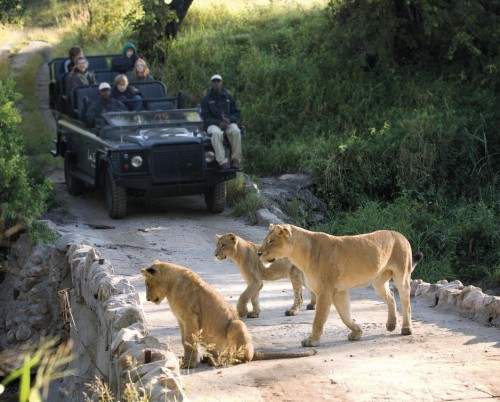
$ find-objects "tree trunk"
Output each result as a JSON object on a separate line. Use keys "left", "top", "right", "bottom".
{"left": 165, "top": 0, "right": 194, "bottom": 38}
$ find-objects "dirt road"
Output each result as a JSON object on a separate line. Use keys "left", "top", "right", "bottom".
{"left": 32, "top": 41, "right": 499, "bottom": 401}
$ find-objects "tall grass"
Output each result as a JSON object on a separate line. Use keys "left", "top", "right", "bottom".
{"left": 153, "top": 0, "right": 499, "bottom": 287}
{"left": 2, "top": 0, "right": 498, "bottom": 288}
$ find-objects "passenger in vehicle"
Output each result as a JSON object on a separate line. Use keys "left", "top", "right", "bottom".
{"left": 200, "top": 74, "right": 242, "bottom": 169}
{"left": 111, "top": 74, "right": 144, "bottom": 112}
{"left": 111, "top": 42, "right": 139, "bottom": 73}
{"left": 67, "top": 56, "right": 97, "bottom": 94}
{"left": 60, "top": 46, "right": 84, "bottom": 75}
{"left": 85, "top": 82, "right": 128, "bottom": 128}
{"left": 132, "top": 58, "right": 154, "bottom": 82}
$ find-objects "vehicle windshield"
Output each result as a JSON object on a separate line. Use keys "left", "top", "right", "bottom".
{"left": 103, "top": 109, "right": 203, "bottom": 128}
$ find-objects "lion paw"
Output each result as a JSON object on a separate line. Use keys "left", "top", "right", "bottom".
{"left": 401, "top": 326, "right": 413, "bottom": 336}
{"left": 180, "top": 357, "right": 198, "bottom": 370}
{"left": 247, "top": 311, "right": 260, "bottom": 318}
{"left": 237, "top": 307, "right": 248, "bottom": 317}
{"left": 285, "top": 309, "right": 299, "bottom": 316}
{"left": 301, "top": 337, "right": 320, "bottom": 347}
{"left": 306, "top": 303, "right": 316, "bottom": 310}
{"left": 348, "top": 331, "right": 362, "bottom": 341}
{"left": 386, "top": 321, "right": 397, "bottom": 332}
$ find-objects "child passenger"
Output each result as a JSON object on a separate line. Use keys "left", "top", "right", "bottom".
{"left": 111, "top": 74, "right": 143, "bottom": 111}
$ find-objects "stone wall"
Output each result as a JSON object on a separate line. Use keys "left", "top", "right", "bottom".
{"left": 411, "top": 279, "right": 500, "bottom": 327}
{"left": 0, "top": 230, "right": 185, "bottom": 401}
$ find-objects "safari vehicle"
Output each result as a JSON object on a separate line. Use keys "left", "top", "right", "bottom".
{"left": 48, "top": 56, "right": 237, "bottom": 219}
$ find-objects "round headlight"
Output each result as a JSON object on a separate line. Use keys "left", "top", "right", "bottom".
{"left": 131, "top": 155, "right": 143, "bottom": 168}
{"left": 205, "top": 151, "right": 215, "bottom": 163}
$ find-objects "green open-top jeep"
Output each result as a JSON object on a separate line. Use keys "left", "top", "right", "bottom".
{"left": 48, "top": 56, "right": 237, "bottom": 218}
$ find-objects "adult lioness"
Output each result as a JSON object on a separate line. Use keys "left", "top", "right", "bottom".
{"left": 258, "top": 224, "right": 423, "bottom": 347}
{"left": 215, "top": 233, "right": 316, "bottom": 318}
{"left": 141, "top": 260, "right": 317, "bottom": 369}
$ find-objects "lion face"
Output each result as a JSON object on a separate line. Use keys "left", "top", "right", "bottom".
{"left": 258, "top": 224, "right": 291, "bottom": 264}
{"left": 141, "top": 264, "right": 167, "bottom": 305}
{"left": 215, "top": 233, "right": 238, "bottom": 261}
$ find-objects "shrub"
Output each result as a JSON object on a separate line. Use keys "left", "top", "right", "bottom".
{"left": 0, "top": 80, "right": 52, "bottom": 247}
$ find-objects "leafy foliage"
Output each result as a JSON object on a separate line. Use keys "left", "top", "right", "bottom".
{"left": 0, "top": 80, "right": 52, "bottom": 246}
{"left": 75, "top": 0, "right": 139, "bottom": 44}
{"left": 0, "top": 0, "right": 25, "bottom": 24}
{"left": 129, "top": 0, "right": 177, "bottom": 62}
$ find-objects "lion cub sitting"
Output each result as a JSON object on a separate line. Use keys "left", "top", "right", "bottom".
{"left": 215, "top": 233, "right": 316, "bottom": 318}
{"left": 141, "top": 260, "right": 316, "bottom": 369}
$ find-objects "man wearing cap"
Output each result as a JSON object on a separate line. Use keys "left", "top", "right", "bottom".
{"left": 201, "top": 74, "right": 242, "bottom": 169}
{"left": 85, "top": 82, "right": 128, "bottom": 127}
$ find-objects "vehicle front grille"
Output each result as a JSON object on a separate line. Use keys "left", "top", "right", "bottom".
{"left": 151, "top": 144, "right": 205, "bottom": 183}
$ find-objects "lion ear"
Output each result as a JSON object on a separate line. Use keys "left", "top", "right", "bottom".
{"left": 215, "top": 234, "right": 221, "bottom": 240}
{"left": 141, "top": 267, "right": 155, "bottom": 278}
{"left": 269, "top": 224, "right": 275, "bottom": 231}
{"left": 275, "top": 225, "right": 291, "bottom": 238}
{"left": 282, "top": 225, "right": 292, "bottom": 237}
{"left": 153, "top": 259, "right": 160, "bottom": 264}
{"left": 228, "top": 233, "right": 236, "bottom": 242}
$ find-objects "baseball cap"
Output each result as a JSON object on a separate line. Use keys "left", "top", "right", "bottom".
{"left": 99, "top": 82, "right": 111, "bottom": 91}
{"left": 211, "top": 74, "right": 222, "bottom": 81}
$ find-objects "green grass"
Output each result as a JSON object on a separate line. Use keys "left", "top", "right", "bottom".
{"left": 1, "top": 0, "right": 498, "bottom": 288}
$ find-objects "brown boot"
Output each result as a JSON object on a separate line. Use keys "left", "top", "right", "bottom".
{"left": 230, "top": 158, "right": 240, "bottom": 168}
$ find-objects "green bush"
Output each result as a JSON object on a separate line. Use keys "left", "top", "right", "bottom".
{"left": 0, "top": 80, "right": 52, "bottom": 245}
{"left": 0, "top": 0, "right": 25, "bottom": 24}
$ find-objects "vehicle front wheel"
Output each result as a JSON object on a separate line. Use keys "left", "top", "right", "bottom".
{"left": 204, "top": 182, "right": 226, "bottom": 213}
{"left": 105, "top": 169, "right": 127, "bottom": 219}
{"left": 64, "top": 153, "right": 85, "bottom": 196}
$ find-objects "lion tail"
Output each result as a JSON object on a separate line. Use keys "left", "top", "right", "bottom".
{"left": 253, "top": 349, "right": 317, "bottom": 361}
{"left": 412, "top": 252, "right": 424, "bottom": 272}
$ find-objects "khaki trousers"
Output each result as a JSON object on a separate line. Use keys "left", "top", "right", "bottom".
{"left": 208, "top": 123, "right": 242, "bottom": 165}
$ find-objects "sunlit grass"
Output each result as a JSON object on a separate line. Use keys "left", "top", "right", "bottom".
{"left": 191, "top": 0, "right": 328, "bottom": 13}
{"left": 0, "top": 337, "right": 75, "bottom": 402}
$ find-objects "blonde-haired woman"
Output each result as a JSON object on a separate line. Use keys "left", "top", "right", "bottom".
{"left": 132, "top": 58, "right": 154, "bottom": 82}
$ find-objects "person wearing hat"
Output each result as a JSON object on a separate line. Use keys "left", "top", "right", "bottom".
{"left": 200, "top": 74, "right": 242, "bottom": 169}
{"left": 85, "top": 82, "right": 128, "bottom": 127}
{"left": 111, "top": 42, "right": 140, "bottom": 73}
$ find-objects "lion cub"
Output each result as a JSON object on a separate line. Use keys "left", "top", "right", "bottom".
{"left": 141, "top": 260, "right": 316, "bottom": 369}
{"left": 215, "top": 233, "right": 316, "bottom": 318}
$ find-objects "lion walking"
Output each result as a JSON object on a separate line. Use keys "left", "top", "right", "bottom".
{"left": 258, "top": 224, "right": 423, "bottom": 347}
{"left": 215, "top": 233, "right": 316, "bottom": 318}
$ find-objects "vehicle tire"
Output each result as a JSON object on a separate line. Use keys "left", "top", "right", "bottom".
{"left": 64, "top": 153, "right": 85, "bottom": 196}
{"left": 105, "top": 168, "right": 127, "bottom": 219}
{"left": 204, "top": 182, "right": 226, "bottom": 213}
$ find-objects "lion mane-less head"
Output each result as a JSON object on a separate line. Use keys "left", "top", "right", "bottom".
{"left": 214, "top": 233, "right": 239, "bottom": 260}
{"left": 258, "top": 224, "right": 293, "bottom": 263}
{"left": 141, "top": 260, "right": 167, "bottom": 305}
